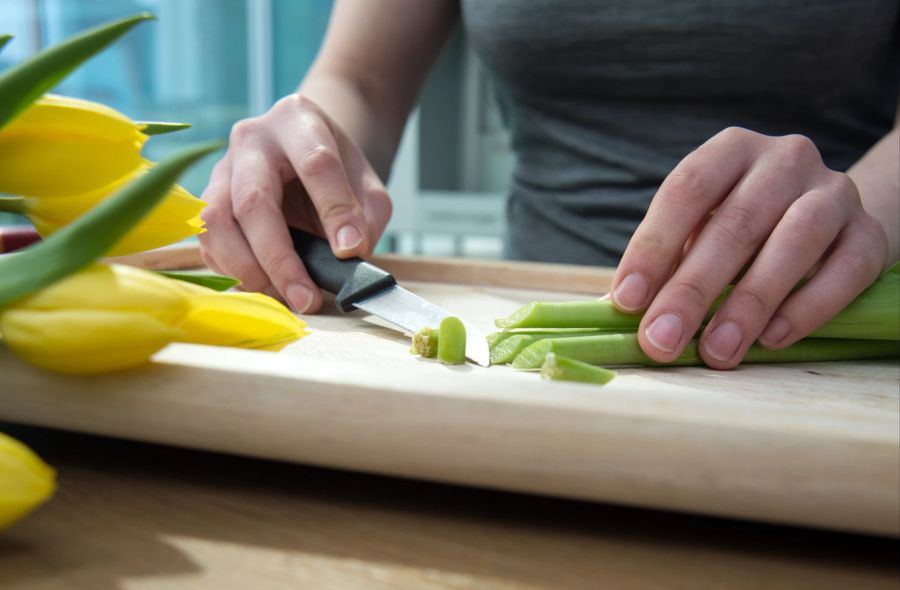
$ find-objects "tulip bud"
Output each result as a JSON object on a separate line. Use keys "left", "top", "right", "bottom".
{"left": 0, "top": 264, "right": 309, "bottom": 374}
{"left": 0, "top": 432, "right": 55, "bottom": 531}
{"left": 0, "top": 95, "right": 206, "bottom": 255}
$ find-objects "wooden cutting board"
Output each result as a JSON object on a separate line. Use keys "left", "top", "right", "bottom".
{"left": 1, "top": 248, "right": 897, "bottom": 536}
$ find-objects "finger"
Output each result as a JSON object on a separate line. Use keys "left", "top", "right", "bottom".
{"left": 199, "top": 155, "right": 273, "bottom": 293}
{"left": 637, "top": 141, "right": 814, "bottom": 362}
{"left": 698, "top": 181, "right": 854, "bottom": 368}
{"left": 229, "top": 129, "right": 322, "bottom": 313}
{"left": 338, "top": 129, "right": 392, "bottom": 251}
{"left": 757, "top": 211, "right": 887, "bottom": 348}
{"left": 274, "top": 97, "right": 369, "bottom": 258}
{"left": 612, "top": 127, "right": 756, "bottom": 312}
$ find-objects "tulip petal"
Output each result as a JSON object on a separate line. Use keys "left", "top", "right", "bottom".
{"left": 0, "top": 432, "right": 56, "bottom": 530}
{"left": 15, "top": 263, "right": 188, "bottom": 323}
{"left": 0, "top": 141, "right": 220, "bottom": 307}
{"left": 178, "top": 292, "right": 309, "bottom": 351}
{"left": 0, "top": 308, "right": 178, "bottom": 374}
{"left": 21, "top": 157, "right": 206, "bottom": 256}
{"left": 0, "top": 95, "right": 146, "bottom": 197}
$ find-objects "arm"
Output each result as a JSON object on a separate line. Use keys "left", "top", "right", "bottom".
{"left": 300, "top": 0, "right": 460, "bottom": 179}
{"left": 848, "top": 121, "right": 900, "bottom": 269}
{"left": 198, "top": 0, "right": 459, "bottom": 313}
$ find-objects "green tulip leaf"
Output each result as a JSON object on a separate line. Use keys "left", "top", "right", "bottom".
{"left": 155, "top": 270, "right": 240, "bottom": 291}
{"left": 0, "top": 35, "right": 12, "bottom": 53}
{"left": 0, "top": 141, "right": 222, "bottom": 307}
{"left": 137, "top": 121, "right": 192, "bottom": 135}
{"left": 0, "top": 13, "right": 154, "bottom": 130}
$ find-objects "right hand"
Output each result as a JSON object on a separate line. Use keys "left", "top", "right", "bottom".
{"left": 198, "top": 94, "right": 393, "bottom": 313}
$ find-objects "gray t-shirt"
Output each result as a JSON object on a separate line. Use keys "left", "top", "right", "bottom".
{"left": 461, "top": 0, "right": 900, "bottom": 266}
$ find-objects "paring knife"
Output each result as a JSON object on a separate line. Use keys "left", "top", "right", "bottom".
{"left": 290, "top": 227, "right": 490, "bottom": 366}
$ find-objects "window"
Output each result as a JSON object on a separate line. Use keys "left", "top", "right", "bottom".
{"left": 1, "top": 1, "right": 513, "bottom": 258}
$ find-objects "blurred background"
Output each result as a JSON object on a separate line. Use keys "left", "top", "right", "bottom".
{"left": 0, "top": 0, "right": 515, "bottom": 257}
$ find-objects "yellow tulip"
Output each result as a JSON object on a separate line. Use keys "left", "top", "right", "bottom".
{"left": 0, "top": 432, "right": 55, "bottom": 531}
{"left": 0, "top": 264, "right": 310, "bottom": 375}
{"left": 20, "top": 164, "right": 205, "bottom": 256}
{"left": 0, "top": 94, "right": 206, "bottom": 255}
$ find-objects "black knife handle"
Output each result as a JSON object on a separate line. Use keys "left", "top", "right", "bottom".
{"left": 289, "top": 227, "right": 396, "bottom": 313}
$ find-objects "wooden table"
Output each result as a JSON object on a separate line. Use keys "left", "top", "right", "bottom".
{"left": 1, "top": 423, "right": 897, "bottom": 590}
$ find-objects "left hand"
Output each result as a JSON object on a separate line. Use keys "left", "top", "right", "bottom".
{"left": 611, "top": 127, "right": 889, "bottom": 369}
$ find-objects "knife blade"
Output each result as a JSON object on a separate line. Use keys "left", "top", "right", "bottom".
{"left": 290, "top": 227, "right": 490, "bottom": 366}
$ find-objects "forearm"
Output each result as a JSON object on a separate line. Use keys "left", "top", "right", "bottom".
{"left": 300, "top": 71, "right": 400, "bottom": 180}
{"left": 296, "top": 0, "right": 459, "bottom": 182}
{"left": 847, "top": 124, "right": 900, "bottom": 269}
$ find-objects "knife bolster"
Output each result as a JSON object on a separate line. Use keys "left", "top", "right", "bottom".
{"left": 335, "top": 262, "right": 397, "bottom": 313}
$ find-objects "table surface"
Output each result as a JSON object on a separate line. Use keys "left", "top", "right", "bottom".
{"left": 1, "top": 424, "right": 897, "bottom": 590}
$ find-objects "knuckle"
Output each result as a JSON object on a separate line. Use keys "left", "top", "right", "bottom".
{"left": 629, "top": 229, "right": 672, "bottom": 261}
{"left": 717, "top": 126, "right": 753, "bottom": 144}
{"left": 298, "top": 145, "right": 340, "bottom": 178}
{"left": 775, "top": 134, "right": 818, "bottom": 167}
{"left": 729, "top": 285, "right": 774, "bottom": 318}
{"left": 229, "top": 119, "right": 258, "bottom": 144}
{"left": 363, "top": 185, "right": 392, "bottom": 209}
{"left": 827, "top": 172, "right": 860, "bottom": 202}
{"left": 232, "top": 187, "right": 272, "bottom": 220}
{"left": 658, "top": 166, "right": 705, "bottom": 208}
{"left": 319, "top": 200, "right": 359, "bottom": 223}
{"left": 714, "top": 203, "right": 762, "bottom": 248}
{"left": 295, "top": 94, "right": 324, "bottom": 115}
{"left": 259, "top": 248, "right": 298, "bottom": 278}
{"left": 782, "top": 195, "right": 837, "bottom": 244}
{"left": 833, "top": 245, "right": 880, "bottom": 281}
{"left": 670, "top": 274, "right": 712, "bottom": 310}
{"left": 199, "top": 204, "right": 227, "bottom": 227}
{"left": 272, "top": 93, "right": 302, "bottom": 114}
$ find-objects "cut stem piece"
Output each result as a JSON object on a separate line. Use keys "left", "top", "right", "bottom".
{"left": 438, "top": 316, "right": 466, "bottom": 365}
{"left": 410, "top": 327, "right": 439, "bottom": 358}
{"left": 490, "top": 330, "right": 614, "bottom": 365}
{"left": 541, "top": 353, "right": 617, "bottom": 385}
{"left": 512, "top": 333, "right": 899, "bottom": 370}
{"left": 495, "top": 299, "right": 640, "bottom": 330}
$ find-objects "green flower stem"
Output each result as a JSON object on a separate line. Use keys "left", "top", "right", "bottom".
{"left": 0, "top": 197, "right": 26, "bottom": 215}
{"left": 410, "top": 327, "right": 439, "bottom": 358}
{"left": 437, "top": 316, "right": 466, "bottom": 365}
{"left": 0, "top": 141, "right": 221, "bottom": 307}
{"left": 137, "top": 121, "right": 192, "bottom": 136}
{"left": 0, "top": 13, "right": 153, "bottom": 129}
{"left": 511, "top": 333, "right": 899, "bottom": 370}
{"left": 0, "top": 35, "right": 12, "bottom": 53}
{"left": 807, "top": 263, "right": 899, "bottom": 340}
{"left": 490, "top": 330, "right": 614, "bottom": 365}
{"left": 541, "top": 353, "right": 617, "bottom": 385}
{"left": 496, "top": 263, "right": 898, "bottom": 341}
{"left": 495, "top": 299, "right": 641, "bottom": 331}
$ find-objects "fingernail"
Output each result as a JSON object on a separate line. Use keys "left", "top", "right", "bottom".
{"left": 645, "top": 313, "right": 683, "bottom": 353}
{"left": 705, "top": 321, "right": 743, "bottom": 362}
{"left": 336, "top": 225, "right": 363, "bottom": 252}
{"left": 759, "top": 316, "right": 791, "bottom": 347}
{"left": 287, "top": 283, "right": 314, "bottom": 313}
{"left": 612, "top": 273, "right": 649, "bottom": 311}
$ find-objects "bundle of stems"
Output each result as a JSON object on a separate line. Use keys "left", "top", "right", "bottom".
{"left": 491, "top": 263, "right": 900, "bottom": 369}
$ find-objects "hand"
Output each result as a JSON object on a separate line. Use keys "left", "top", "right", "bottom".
{"left": 611, "top": 127, "right": 889, "bottom": 369}
{"left": 198, "top": 94, "right": 392, "bottom": 313}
